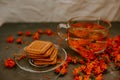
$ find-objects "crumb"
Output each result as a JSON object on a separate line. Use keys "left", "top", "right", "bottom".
{"left": 43, "top": 75, "right": 51, "bottom": 80}
{"left": 14, "top": 53, "right": 26, "bottom": 61}
{"left": 5, "top": 46, "right": 10, "bottom": 49}
{"left": 23, "top": 41, "right": 30, "bottom": 45}
{"left": 17, "top": 45, "right": 21, "bottom": 48}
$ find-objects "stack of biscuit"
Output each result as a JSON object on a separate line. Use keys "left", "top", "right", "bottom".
{"left": 24, "top": 40, "right": 58, "bottom": 65}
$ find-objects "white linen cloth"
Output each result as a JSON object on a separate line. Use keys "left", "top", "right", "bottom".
{"left": 0, "top": 0, "right": 120, "bottom": 26}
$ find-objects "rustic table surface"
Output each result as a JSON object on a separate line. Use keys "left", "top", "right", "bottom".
{"left": 0, "top": 22, "right": 120, "bottom": 80}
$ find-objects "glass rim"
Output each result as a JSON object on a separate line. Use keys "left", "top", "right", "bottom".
{"left": 67, "top": 16, "right": 112, "bottom": 30}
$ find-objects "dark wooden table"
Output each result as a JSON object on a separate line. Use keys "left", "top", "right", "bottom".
{"left": 0, "top": 22, "right": 120, "bottom": 80}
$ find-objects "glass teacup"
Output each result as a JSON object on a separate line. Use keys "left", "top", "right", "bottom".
{"left": 57, "top": 16, "right": 111, "bottom": 58}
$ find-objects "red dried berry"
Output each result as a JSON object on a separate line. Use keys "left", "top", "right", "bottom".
{"left": 79, "top": 59, "right": 85, "bottom": 64}
{"left": 66, "top": 55, "right": 72, "bottom": 63}
{"left": 44, "top": 29, "right": 53, "bottom": 35}
{"left": 26, "top": 30, "right": 31, "bottom": 36}
{"left": 7, "top": 36, "right": 14, "bottom": 43}
{"left": 55, "top": 67, "right": 61, "bottom": 74}
{"left": 4, "top": 58, "right": 16, "bottom": 68}
{"left": 16, "top": 38, "right": 23, "bottom": 44}
{"left": 33, "top": 32, "right": 40, "bottom": 40}
{"left": 60, "top": 67, "right": 67, "bottom": 75}
{"left": 18, "top": 31, "right": 24, "bottom": 36}
{"left": 61, "top": 62, "right": 68, "bottom": 68}
{"left": 37, "top": 29, "right": 43, "bottom": 34}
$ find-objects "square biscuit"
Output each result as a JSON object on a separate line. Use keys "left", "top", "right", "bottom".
{"left": 33, "top": 57, "right": 57, "bottom": 65}
{"left": 24, "top": 40, "right": 53, "bottom": 55}
{"left": 32, "top": 48, "right": 58, "bottom": 62}
{"left": 28, "top": 45, "right": 55, "bottom": 58}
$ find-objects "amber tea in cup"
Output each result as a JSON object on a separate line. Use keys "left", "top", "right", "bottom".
{"left": 57, "top": 16, "right": 111, "bottom": 58}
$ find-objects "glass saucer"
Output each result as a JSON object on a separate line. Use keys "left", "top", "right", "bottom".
{"left": 14, "top": 45, "right": 67, "bottom": 73}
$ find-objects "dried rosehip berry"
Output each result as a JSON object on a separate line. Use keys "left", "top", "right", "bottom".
{"left": 44, "top": 29, "right": 53, "bottom": 35}
{"left": 4, "top": 58, "right": 16, "bottom": 68}
{"left": 74, "top": 76, "right": 83, "bottom": 80}
{"left": 16, "top": 38, "right": 23, "bottom": 44}
{"left": 60, "top": 67, "right": 67, "bottom": 75}
{"left": 26, "top": 30, "right": 31, "bottom": 36}
{"left": 61, "top": 62, "right": 68, "bottom": 68}
{"left": 33, "top": 32, "right": 40, "bottom": 40}
{"left": 7, "top": 36, "right": 14, "bottom": 43}
{"left": 37, "top": 29, "right": 43, "bottom": 34}
{"left": 66, "top": 55, "right": 72, "bottom": 63}
{"left": 18, "top": 31, "right": 24, "bottom": 36}
{"left": 71, "top": 57, "right": 78, "bottom": 64}
{"left": 79, "top": 59, "right": 85, "bottom": 64}
{"left": 55, "top": 67, "right": 61, "bottom": 74}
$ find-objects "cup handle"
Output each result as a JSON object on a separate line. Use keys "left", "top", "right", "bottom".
{"left": 57, "top": 24, "right": 68, "bottom": 41}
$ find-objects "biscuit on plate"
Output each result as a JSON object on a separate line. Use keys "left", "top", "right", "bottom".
{"left": 24, "top": 40, "right": 53, "bottom": 55}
